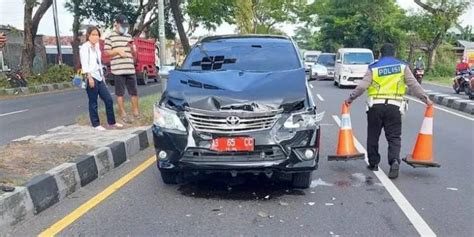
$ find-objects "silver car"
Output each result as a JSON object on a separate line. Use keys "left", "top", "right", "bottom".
{"left": 311, "top": 53, "right": 336, "bottom": 80}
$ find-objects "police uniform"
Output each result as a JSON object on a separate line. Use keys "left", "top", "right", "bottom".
{"left": 347, "top": 57, "right": 430, "bottom": 167}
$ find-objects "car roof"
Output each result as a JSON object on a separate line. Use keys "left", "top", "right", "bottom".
{"left": 319, "top": 53, "right": 336, "bottom": 55}
{"left": 199, "top": 34, "right": 292, "bottom": 44}
{"left": 338, "top": 48, "right": 373, "bottom": 53}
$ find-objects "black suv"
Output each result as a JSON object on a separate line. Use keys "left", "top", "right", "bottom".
{"left": 152, "top": 35, "right": 322, "bottom": 188}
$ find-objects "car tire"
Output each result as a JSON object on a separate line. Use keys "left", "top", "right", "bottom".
{"left": 292, "top": 172, "right": 312, "bottom": 189}
{"left": 137, "top": 70, "right": 149, "bottom": 85}
{"left": 160, "top": 171, "right": 178, "bottom": 184}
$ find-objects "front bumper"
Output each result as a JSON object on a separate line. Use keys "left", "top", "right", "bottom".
{"left": 339, "top": 73, "right": 364, "bottom": 86}
{"left": 152, "top": 125, "right": 321, "bottom": 174}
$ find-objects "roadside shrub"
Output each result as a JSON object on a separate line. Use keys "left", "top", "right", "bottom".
{"left": 0, "top": 74, "right": 10, "bottom": 88}
{"left": 427, "top": 44, "right": 457, "bottom": 77}
{"left": 27, "top": 64, "right": 74, "bottom": 85}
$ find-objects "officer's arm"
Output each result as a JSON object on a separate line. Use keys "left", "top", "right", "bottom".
{"left": 404, "top": 67, "right": 429, "bottom": 103}
{"left": 347, "top": 70, "right": 372, "bottom": 103}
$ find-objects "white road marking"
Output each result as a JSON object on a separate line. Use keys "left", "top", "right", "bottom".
{"left": 310, "top": 84, "right": 314, "bottom": 89}
{"left": 405, "top": 96, "right": 473, "bottom": 121}
{"left": 332, "top": 115, "right": 436, "bottom": 237}
{"left": 316, "top": 94, "right": 325, "bottom": 101}
{"left": 0, "top": 109, "right": 29, "bottom": 117}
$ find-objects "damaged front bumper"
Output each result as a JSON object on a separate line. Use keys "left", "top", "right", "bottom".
{"left": 152, "top": 122, "right": 321, "bottom": 175}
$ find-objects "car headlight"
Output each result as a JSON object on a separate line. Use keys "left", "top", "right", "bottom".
{"left": 153, "top": 105, "right": 186, "bottom": 131}
{"left": 283, "top": 111, "right": 325, "bottom": 129}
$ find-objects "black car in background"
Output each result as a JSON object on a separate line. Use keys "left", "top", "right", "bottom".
{"left": 152, "top": 35, "right": 323, "bottom": 188}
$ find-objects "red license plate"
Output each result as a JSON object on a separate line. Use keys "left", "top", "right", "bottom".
{"left": 210, "top": 137, "right": 254, "bottom": 152}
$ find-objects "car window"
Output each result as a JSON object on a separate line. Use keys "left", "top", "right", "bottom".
{"left": 305, "top": 55, "right": 318, "bottom": 62}
{"left": 317, "top": 54, "right": 335, "bottom": 66}
{"left": 182, "top": 41, "right": 301, "bottom": 71}
{"left": 343, "top": 53, "right": 373, "bottom": 65}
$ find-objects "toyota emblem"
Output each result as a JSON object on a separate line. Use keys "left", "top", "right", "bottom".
{"left": 226, "top": 116, "right": 240, "bottom": 126}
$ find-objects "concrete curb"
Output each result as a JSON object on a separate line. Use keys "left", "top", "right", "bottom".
{"left": 425, "top": 91, "right": 474, "bottom": 115}
{"left": 0, "top": 127, "right": 153, "bottom": 232}
{"left": 1, "top": 82, "right": 75, "bottom": 97}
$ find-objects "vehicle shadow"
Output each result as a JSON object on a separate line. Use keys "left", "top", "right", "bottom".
{"left": 178, "top": 173, "right": 305, "bottom": 201}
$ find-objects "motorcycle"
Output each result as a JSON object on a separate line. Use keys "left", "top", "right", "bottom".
{"left": 414, "top": 68, "right": 424, "bottom": 84}
{"left": 5, "top": 69, "right": 27, "bottom": 88}
{"left": 467, "top": 72, "right": 474, "bottom": 100}
{"left": 453, "top": 70, "right": 472, "bottom": 95}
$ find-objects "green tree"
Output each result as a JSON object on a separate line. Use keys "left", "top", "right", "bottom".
{"left": 293, "top": 27, "right": 322, "bottom": 50}
{"left": 413, "top": 0, "right": 471, "bottom": 71}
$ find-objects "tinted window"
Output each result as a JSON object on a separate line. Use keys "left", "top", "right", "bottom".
{"left": 343, "top": 53, "right": 373, "bottom": 65}
{"left": 182, "top": 41, "right": 300, "bottom": 71}
{"left": 317, "top": 54, "right": 336, "bottom": 66}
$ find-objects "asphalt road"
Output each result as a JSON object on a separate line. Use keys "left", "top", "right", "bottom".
{"left": 7, "top": 80, "right": 473, "bottom": 236}
{"left": 0, "top": 82, "right": 163, "bottom": 145}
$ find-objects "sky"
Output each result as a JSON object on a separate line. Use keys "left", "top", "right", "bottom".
{"left": 0, "top": 0, "right": 473, "bottom": 37}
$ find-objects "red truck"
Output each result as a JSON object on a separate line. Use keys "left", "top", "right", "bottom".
{"left": 99, "top": 38, "right": 158, "bottom": 85}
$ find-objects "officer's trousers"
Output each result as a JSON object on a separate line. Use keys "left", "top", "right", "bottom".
{"left": 367, "top": 104, "right": 402, "bottom": 166}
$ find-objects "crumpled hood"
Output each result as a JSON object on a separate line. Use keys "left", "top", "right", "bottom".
{"left": 162, "top": 69, "right": 307, "bottom": 112}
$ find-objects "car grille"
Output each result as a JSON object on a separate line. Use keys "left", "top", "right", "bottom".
{"left": 181, "top": 146, "right": 286, "bottom": 162}
{"left": 186, "top": 108, "right": 281, "bottom": 134}
{"left": 348, "top": 77, "right": 362, "bottom": 81}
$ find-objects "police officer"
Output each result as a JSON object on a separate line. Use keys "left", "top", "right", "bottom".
{"left": 345, "top": 43, "right": 433, "bottom": 179}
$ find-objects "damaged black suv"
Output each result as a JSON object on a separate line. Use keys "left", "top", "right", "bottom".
{"left": 152, "top": 35, "right": 323, "bottom": 188}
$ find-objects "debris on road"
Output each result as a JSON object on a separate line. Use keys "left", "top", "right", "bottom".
{"left": 310, "top": 178, "right": 333, "bottom": 188}
{"left": 308, "top": 202, "right": 316, "bottom": 206}
{"left": 258, "top": 212, "right": 269, "bottom": 218}
{"left": 279, "top": 201, "right": 289, "bottom": 206}
{"left": 264, "top": 195, "right": 270, "bottom": 199}
{"left": 446, "top": 187, "right": 458, "bottom": 191}
{"left": 325, "top": 203, "right": 334, "bottom": 206}
{"left": 212, "top": 206, "right": 223, "bottom": 212}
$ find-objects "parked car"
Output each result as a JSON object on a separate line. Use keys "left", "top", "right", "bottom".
{"left": 311, "top": 53, "right": 336, "bottom": 80}
{"left": 100, "top": 38, "right": 158, "bottom": 86}
{"left": 334, "top": 48, "right": 374, "bottom": 88}
{"left": 152, "top": 35, "right": 323, "bottom": 189}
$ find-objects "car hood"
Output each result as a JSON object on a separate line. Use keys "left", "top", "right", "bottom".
{"left": 162, "top": 69, "right": 308, "bottom": 112}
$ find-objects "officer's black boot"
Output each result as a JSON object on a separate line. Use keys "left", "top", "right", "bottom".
{"left": 388, "top": 162, "right": 400, "bottom": 179}
{"left": 367, "top": 164, "right": 378, "bottom": 171}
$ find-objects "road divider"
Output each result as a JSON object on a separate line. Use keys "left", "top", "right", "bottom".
{"left": 0, "top": 127, "right": 153, "bottom": 235}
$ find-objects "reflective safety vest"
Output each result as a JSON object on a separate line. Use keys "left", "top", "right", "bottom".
{"left": 368, "top": 62, "right": 406, "bottom": 100}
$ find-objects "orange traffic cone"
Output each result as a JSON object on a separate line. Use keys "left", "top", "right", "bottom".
{"left": 328, "top": 103, "right": 365, "bottom": 161}
{"left": 403, "top": 105, "right": 441, "bottom": 168}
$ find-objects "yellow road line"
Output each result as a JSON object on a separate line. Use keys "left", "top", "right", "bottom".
{"left": 38, "top": 156, "right": 156, "bottom": 237}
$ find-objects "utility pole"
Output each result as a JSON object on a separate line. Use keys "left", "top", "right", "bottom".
{"left": 158, "top": 0, "right": 166, "bottom": 91}
{"left": 52, "top": 0, "right": 62, "bottom": 64}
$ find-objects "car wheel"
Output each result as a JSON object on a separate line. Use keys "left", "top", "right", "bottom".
{"left": 292, "top": 172, "right": 312, "bottom": 189}
{"left": 160, "top": 171, "right": 178, "bottom": 184}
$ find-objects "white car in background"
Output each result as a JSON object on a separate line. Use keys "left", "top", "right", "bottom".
{"left": 311, "top": 53, "right": 336, "bottom": 80}
{"left": 334, "top": 48, "right": 374, "bottom": 88}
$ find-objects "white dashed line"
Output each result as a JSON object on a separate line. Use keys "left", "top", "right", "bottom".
{"left": 332, "top": 115, "right": 436, "bottom": 237}
{"left": 316, "top": 94, "right": 324, "bottom": 101}
{"left": 0, "top": 109, "right": 29, "bottom": 117}
{"left": 309, "top": 84, "right": 314, "bottom": 89}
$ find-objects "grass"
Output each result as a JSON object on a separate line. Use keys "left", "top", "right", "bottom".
{"left": 76, "top": 93, "right": 161, "bottom": 127}
{"left": 424, "top": 75, "right": 453, "bottom": 87}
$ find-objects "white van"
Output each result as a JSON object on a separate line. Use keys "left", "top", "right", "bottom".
{"left": 334, "top": 48, "right": 374, "bottom": 87}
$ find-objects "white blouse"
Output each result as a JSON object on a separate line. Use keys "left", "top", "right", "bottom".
{"left": 80, "top": 41, "right": 103, "bottom": 81}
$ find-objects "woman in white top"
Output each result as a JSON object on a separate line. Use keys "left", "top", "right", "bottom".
{"left": 80, "top": 26, "right": 122, "bottom": 130}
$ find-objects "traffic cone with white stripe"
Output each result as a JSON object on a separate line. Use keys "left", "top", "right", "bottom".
{"left": 328, "top": 103, "right": 365, "bottom": 161}
{"left": 403, "top": 105, "right": 440, "bottom": 168}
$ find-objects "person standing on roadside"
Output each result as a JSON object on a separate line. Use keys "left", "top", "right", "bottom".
{"left": 80, "top": 26, "right": 123, "bottom": 131}
{"left": 104, "top": 14, "right": 140, "bottom": 124}
{"left": 345, "top": 43, "right": 433, "bottom": 179}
